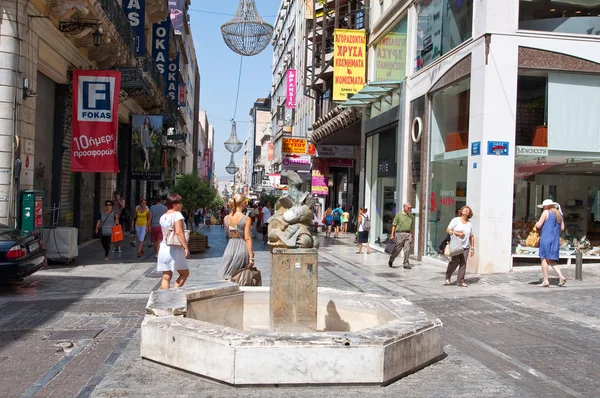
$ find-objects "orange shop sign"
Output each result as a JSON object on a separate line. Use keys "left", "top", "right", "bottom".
{"left": 282, "top": 138, "right": 307, "bottom": 154}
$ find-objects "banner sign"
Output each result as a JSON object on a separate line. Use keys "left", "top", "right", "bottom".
{"left": 333, "top": 29, "right": 366, "bottom": 101}
{"left": 152, "top": 18, "right": 170, "bottom": 84}
{"left": 282, "top": 155, "right": 311, "bottom": 171}
{"left": 168, "top": 0, "right": 185, "bottom": 35}
{"left": 178, "top": 83, "right": 185, "bottom": 106}
{"left": 125, "top": 0, "right": 145, "bottom": 55}
{"left": 311, "top": 158, "right": 329, "bottom": 196}
{"left": 375, "top": 31, "right": 407, "bottom": 81}
{"left": 131, "top": 115, "right": 164, "bottom": 180}
{"left": 268, "top": 142, "right": 274, "bottom": 161}
{"left": 71, "top": 70, "right": 121, "bottom": 172}
{"left": 316, "top": 144, "right": 354, "bottom": 158}
{"left": 166, "top": 53, "right": 179, "bottom": 99}
{"left": 281, "top": 137, "right": 307, "bottom": 154}
{"left": 327, "top": 158, "right": 353, "bottom": 167}
{"left": 286, "top": 69, "right": 296, "bottom": 109}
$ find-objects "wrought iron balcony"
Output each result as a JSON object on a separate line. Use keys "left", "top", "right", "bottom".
{"left": 98, "top": 0, "right": 137, "bottom": 57}
{"left": 137, "top": 53, "right": 165, "bottom": 94}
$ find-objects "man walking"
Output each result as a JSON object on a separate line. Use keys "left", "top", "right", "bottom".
{"left": 332, "top": 204, "right": 343, "bottom": 238}
{"left": 149, "top": 195, "right": 167, "bottom": 258}
{"left": 388, "top": 203, "right": 414, "bottom": 269}
{"left": 262, "top": 202, "right": 272, "bottom": 243}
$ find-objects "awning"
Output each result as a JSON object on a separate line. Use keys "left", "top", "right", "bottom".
{"left": 340, "top": 80, "right": 403, "bottom": 108}
{"left": 310, "top": 106, "right": 362, "bottom": 143}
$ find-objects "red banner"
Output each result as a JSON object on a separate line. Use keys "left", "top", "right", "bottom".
{"left": 71, "top": 70, "right": 121, "bottom": 172}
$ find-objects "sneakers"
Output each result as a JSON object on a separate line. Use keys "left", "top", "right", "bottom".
{"left": 403, "top": 264, "right": 412, "bottom": 269}
{"left": 130, "top": 241, "right": 136, "bottom": 247}
{"left": 388, "top": 260, "right": 393, "bottom": 267}
{"left": 112, "top": 247, "right": 122, "bottom": 253}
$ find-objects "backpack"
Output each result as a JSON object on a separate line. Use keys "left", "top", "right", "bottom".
{"left": 325, "top": 214, "right": 333, "bottom": 224}
{"left": 363, "top": 215, "right": 371, "bottom": 231}
{"left": 333, "top": 209, "right": 341, "bottom": 221}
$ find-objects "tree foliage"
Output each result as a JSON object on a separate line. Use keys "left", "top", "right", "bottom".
{"left": 174, "top": 172, "right": 216, "bottom": 211}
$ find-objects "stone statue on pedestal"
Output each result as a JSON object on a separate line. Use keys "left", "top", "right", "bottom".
{"left": 267, "top": 170, "right": 319, "bottom": 249}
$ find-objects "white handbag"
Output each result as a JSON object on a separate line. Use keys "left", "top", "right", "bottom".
{"left": 448, "top": 234, "right": 464, "bottom": 257}
{"left": 165, "top": 213, "right": 190, "bottom": 247}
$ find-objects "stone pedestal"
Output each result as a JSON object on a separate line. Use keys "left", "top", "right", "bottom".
{"left": 270, "top": 248, "right": 318, "bottom": 332}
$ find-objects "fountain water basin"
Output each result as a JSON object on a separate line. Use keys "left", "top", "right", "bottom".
{"left": 141, "top": 281, "right": 444, "bottom": 386}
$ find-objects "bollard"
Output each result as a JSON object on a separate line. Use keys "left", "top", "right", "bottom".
{"left": 575, "top": 250, "right": 583, "bottom": 281}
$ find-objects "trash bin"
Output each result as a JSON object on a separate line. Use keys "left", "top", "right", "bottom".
{"left": 21, "top": 190, "right": 44, "bottom": 234}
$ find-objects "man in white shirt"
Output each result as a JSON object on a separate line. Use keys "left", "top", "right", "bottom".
{"left": 262, "top": 202, "right": 272, "bottom": 243}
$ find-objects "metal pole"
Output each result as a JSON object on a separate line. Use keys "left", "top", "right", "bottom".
{"left": 575, "top": 250, "right": 583, "bottom": 281}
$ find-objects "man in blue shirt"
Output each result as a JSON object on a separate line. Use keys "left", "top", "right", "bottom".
{"left": 332, "top": 204, "right": 343, "bottom": 239}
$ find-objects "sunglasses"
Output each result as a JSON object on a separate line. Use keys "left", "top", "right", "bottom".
{"left": 105, "top": 204, "right": 113, "bottom": 206}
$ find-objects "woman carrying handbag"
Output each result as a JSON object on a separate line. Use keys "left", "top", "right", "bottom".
{"left": 95, "top": 200, "right": 119, "bottom": 261}
{"left": 157, "top": 193, "right": 190, "bottom": 290}
{"left": 444, "top": 206, "right": 475, "bottom": 287}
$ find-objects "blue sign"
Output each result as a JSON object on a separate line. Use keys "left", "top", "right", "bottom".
{"left": 166, "top": 53, "right": 179, "bottom": 99}
{"left": 471, "top": 141, "right": 480, "bottom": 156}
{"left": 487, "top": 141, "right": 509, "bottom": 156}
{"left": 124, "top": 0, "right": 145, "bottom": 56}
{"left": 152, "top": 17, "right": 170, "bottom": 84}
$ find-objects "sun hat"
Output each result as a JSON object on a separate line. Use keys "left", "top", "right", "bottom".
{"left": 537, "top": 199, "right": 563, "bottom": 215}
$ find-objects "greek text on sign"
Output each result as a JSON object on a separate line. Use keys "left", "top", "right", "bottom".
{"left": 282, "top": 138, "right": 307, "bottom": 154}
{"left": 333, "top": 29, "right": 366, "bottom": 101}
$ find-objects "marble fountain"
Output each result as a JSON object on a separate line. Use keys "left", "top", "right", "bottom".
{"left": 141, "top": 172, "right": 444, "bottom": 386}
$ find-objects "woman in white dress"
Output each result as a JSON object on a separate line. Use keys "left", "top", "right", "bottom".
{"left": 157, "top": 193, "right": 190, "bottom": 290}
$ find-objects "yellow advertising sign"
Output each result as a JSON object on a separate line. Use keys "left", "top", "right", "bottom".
{"left": 333, "top": 29, "right": 366, "bottom": 101}
{"left": 375, "top": 32, "right": 407, "bottom": 82}
{"left": 282, "top": 138, "right": 307, "bottom": 154}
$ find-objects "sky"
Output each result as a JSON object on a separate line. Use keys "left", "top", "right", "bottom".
{"left": 189, "top": 0, "right": 281, "bottom": 181}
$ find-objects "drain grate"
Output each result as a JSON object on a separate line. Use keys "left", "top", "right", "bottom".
{"left": 47, "top": 329, "right": 104, "bottom": 340}
{"left": 0, "top": 329, "right": 48, "bottom": 341}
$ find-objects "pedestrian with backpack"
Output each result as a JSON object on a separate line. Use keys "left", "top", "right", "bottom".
{"left": 323, "top": 207, "right": 333, "bottom": 238}
{"left": 332, "top": 204, "right": 343, "bottom": 238}
{"left": 356, "top": 208, "right": 371, "bottom": 254}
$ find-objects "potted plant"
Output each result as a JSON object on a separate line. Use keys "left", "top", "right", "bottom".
{"left": 174, "top": 172, "right": 217, "bottom": 253}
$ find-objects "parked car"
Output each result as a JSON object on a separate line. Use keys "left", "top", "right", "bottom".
{"left": 0, "top": 224, "right": 46, "bottom": 281}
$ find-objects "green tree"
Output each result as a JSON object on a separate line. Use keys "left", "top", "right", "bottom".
{"left": 174, "top": 172, "right": 216, "bottom": 214}
{"left": 210, "top": 195, "right": 225, "bottom": 210}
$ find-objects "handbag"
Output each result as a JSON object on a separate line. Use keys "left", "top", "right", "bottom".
{"left": 525, "top": 227, "right": 540, "bottom": 248}
{"left": 448, "top": 234, "right": 464, "bottom": 257}
{"left": 165, "top": 212, "right": 190, "bottom": 247}
{"left": 444, "top": 243, "right": 451, "bottom": 257}
{"left": 384, "top": 239, "right": 396, "bottom": 254}
{"left": 111, "top": 225, "right": 124, "bottom": 243}
{"left": 231, "top": 266, "right": 262, "bottom": 286}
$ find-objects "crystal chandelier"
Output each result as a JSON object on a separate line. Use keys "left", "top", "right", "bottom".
{"left": 221, "top": 0, "right": 274, "bottom": 56}
{"left": 224, "top": 120, "right": 243, "bottom": 153}
{"left": 225, "top": 153, "right": 237, "bottom": 175}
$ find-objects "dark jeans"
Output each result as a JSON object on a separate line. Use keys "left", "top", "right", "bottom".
{"left": 100, "top": 235, "right": 111, "bottom": 257}
{"left": 446, "top": 248, "right": 469, "bottom": 282}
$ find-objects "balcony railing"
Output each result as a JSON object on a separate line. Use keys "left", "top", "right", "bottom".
{"left": 137, "top": 53, "right": 164, "bottom": 94}
{"left": 99, "top": 0, "right": 137, "bottom": 57}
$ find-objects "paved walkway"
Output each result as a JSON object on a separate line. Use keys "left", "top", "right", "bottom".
{"left": 0, "top": 226, "right": 599, "bottom": 397}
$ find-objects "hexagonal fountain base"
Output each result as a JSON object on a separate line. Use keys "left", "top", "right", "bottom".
{"left": 142, "top": 282, "right": 444, "bottom": 386}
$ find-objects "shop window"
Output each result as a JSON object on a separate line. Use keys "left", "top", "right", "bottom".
{"left": 426, "top": 79, "right": 469, "bottom": 258}
{"left": 516, "top": 74, "right": 548, "bottom": 147}
{"left": 416, "top": 0, "right": 473, "bottom": 71}
{"left": 375, "top": 17, "right": 408, "bottom": 81}
{"left": 519, "top": 0, "right": 600, "bottom": 35}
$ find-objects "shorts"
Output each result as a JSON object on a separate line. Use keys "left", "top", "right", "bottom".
{"left": 151, "top": 226, "right": 163, "bottom": 243}
{"left": 333, "top": 219, "right": 341, "bottom": 227}
{"left": 357, "top": 231, "right": 369, "bottom": 244}
{"left": 135, "top": 226, "right": 147, "bottom": 242}
{"left": 262, "top": 223, "right": 269, "bottom": 235}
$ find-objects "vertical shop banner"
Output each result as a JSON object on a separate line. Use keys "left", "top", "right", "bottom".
{"left": 333, "top": 29, "right": 366, "bottom": 101}
{"left": 311, "top": 158, "right": 329, "bottom": 196}
{"left": 169, "top": 0, "right": 185, "bottom": 35}
{"left": 375, "top": 31, "right": 407, "bottom": 81}
{"left": 286, "top": 69, "right": 296, "bottom": 109}
{"left": 125, "top": 0, "right": 145, "bottom": 55}
{"left": 71, "top": 70, "right": 120, "bottom": 172}
{"left": 178, "top": 83, "right": 185, "bottom": 106}
{"left": 268, "top": 142, "right": 274, "bottom": 161}
{"left": 166, "top": 53, "right": 179, "bottom": 99}
{"left": 152, "top": 18, "right": 170, "bottom": 84}
{"left": 131, "top": 115, "right": 164, "bottom": 180}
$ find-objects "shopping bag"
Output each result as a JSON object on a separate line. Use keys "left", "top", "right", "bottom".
{"left": 384, "top": 240, "right": 396, "bottom": 254}
{"left": 231, "top": 267, "right": 262, "bottom": 286}
{"left": 444, "top": 243, "right": 451, "bottom": 257}
{"left": 111, "top": 225, "right": 124, "bottom": 243}
{"left": 448, "top": 234, "right": 464, "bottom": 257}
{"left": 525, "top": 227, "right": 540, "bottom": 248}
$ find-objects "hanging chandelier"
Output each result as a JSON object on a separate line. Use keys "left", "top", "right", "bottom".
{"left": 225, "top": 153, "right": 237, "bottom": 175}
{"left": 221, "top": 0, "right": 274, "bottom": 56}
{"left": 224, "top": 120, "right": 243, "bottom": 153}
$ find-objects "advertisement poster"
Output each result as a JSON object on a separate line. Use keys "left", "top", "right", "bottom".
{"left": 416, "top": 0, "right": 443, "bottom": 70}
{"left": 333, "top": 29, "right": 366, "bottom": 101}
{"left": 131, "top": 115, "right": 164, "bottom": 180}
{"left": 71, "top": 70, "right": 121, "bottom": 173}
{"left": 311, "top": 158, "right": 329, "bottom": 196}
{"left": 169, "top": 0, "right": 185, "bottom": 35}
{"left": 268, "top": 142, "right": 274, "bottom": 161}
{"left": 282, "top": 137, "right": 307, "bottom": 154}
{"left": 375, "top": 31, "right": 407, "bottom": 81}
{"left": 152, "top": 17, "right": 170, "bottom": 83}
{"left": 286, "top": 69, "right": 296, "bottom": 109}
{"left": 124, "top": 0, "right": 145, "bottom": 55}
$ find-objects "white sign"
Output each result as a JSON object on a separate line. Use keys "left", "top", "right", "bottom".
{"left": 316, "top": 145, "right": 354, "bottom": 158}
{"left": 516, "top": 146, "right": 548, "bottom": 156}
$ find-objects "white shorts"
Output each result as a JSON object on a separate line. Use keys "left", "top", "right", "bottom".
{"left": 135, "top": 226, "right": 147, "bottom": 242}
